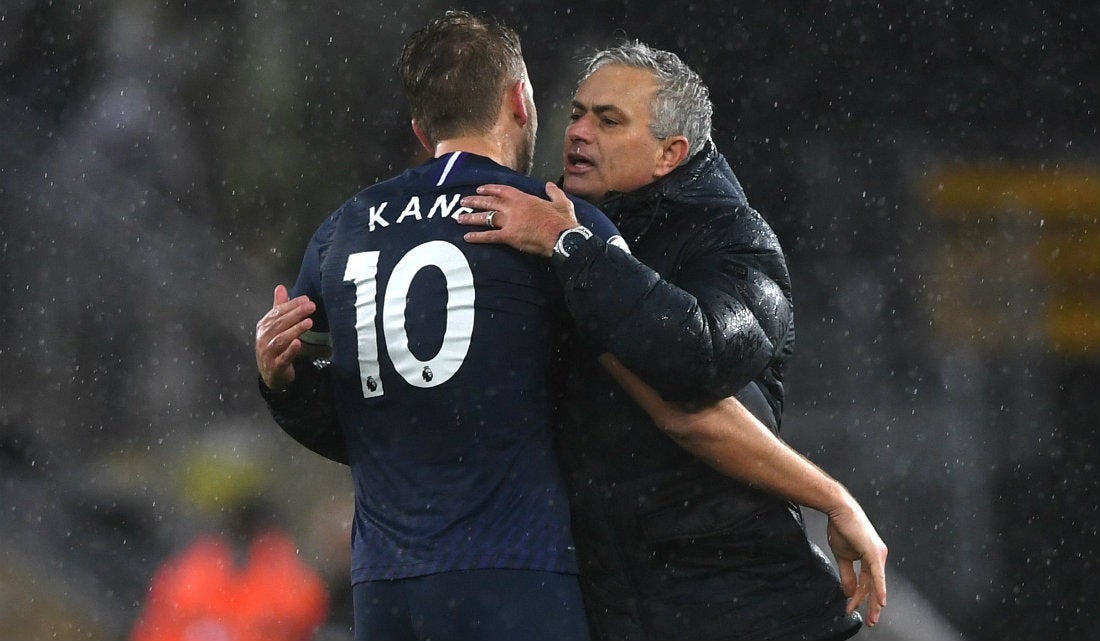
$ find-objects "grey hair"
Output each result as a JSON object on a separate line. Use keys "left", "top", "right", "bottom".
{"left": 581, "top": 41, "right": 713, "bottom": 158}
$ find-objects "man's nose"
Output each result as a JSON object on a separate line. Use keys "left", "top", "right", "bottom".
{"left": 566, "top": 117, "right": 592, "bottom": 143}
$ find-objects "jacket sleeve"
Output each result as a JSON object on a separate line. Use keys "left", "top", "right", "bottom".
{"left": 259, "top": 359, "right": 349, "bottom": 465}
{"left": 556, "top": 210, "right": 794, "bottom": 406}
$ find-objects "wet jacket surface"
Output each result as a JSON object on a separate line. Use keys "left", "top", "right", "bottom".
{"left": 553, "top": 142, "right": 860, "bottom": 641}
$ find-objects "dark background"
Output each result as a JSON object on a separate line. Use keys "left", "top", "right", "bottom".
{"left": 2, "top": 1, "right": 1097, "bottom": 639}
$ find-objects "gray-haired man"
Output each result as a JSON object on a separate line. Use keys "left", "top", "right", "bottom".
{"left": 458, "top": 41, "right": 886, "bottom": 641}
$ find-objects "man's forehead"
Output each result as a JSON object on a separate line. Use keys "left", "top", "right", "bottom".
{"left": 574, "top": 66, "right": 656, "bottom": 110}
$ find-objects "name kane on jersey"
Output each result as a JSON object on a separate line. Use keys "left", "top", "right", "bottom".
{"left": 364, "top": 193, "right": 472, "bottom": 232}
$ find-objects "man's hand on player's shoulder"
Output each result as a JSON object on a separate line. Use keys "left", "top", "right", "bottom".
{"left": 457, "top": 182, "right": 578, "bottom": 257}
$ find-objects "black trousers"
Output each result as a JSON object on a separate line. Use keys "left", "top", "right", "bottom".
{"left": 352, "top": 568, "right": 590, "bottom": 641}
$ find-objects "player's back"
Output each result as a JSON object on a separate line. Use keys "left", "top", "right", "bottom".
{"left": 293, "top": 152, "right": 613, "bottom": 582}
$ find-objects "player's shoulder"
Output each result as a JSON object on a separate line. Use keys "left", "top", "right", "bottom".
{"left": 305, "top": 206, "right": 342, "bottom": 248}
{"left": 331, "top": 159, "right": 438, "bottom": 211}
{"left": 569, "top": 195, "right": 605, "bottom": 220}
{"left": 569, "top": 195, "right": 622, "bottom": 244}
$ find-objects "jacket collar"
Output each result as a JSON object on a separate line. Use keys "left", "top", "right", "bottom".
{"left": 599, "top": 140, "right": 746, "bottom": 221}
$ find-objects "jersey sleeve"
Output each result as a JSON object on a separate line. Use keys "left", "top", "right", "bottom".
{"left": 290, "top": 213, "right": 337, "bottom": 347}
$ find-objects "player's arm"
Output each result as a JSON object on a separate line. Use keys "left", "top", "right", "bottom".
{"left": 597, "top": 352, "right": 888, "bottom": 626}
{"left": 256, "top": 285, "right": 328, "bottom": 391}
{"left": 259, "top": 356, "right": 347, "bottom": 465}
{"left": 255, "top": 284, "right": 346, "bottom": 464}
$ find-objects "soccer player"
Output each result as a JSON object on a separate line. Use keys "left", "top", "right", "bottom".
{"left": 258, "top": 12, "right": 624, "bottom": 641}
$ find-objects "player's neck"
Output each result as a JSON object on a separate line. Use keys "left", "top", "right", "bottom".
{"left": 434, "top": 136, "right": 518, "bottom": 172}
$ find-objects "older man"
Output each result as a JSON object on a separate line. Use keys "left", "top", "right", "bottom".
{"left": 458, "top": 41, "right": 886, "bottom": 641}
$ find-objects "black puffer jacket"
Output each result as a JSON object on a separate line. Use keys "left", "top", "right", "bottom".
{"left": 566, "top": 142, "right": 794, "bottom": 413}
{"left": 554, "top": 142, "right": 860, "bottom": 641}
{"left": 554, "top": 140, "right": 794, "bottom": 482}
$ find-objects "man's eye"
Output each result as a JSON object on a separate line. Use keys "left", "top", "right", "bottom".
{"left": 569, "top": 113, "right": 581, "bottom": 121}
{"left": 601, "top": 118, "right": 619, "bottom": 127}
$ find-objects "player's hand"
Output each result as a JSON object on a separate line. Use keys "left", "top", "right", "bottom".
{"left": 826, "top": 498, "right": 888, "bottom": 627}
{"left": 457, "top": 182, "right": 579, "bottom": 257}
{"left": 255, "top": 285, "right": 316, "bottom": 391}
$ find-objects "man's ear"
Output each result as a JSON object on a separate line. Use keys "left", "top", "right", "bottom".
{"left": 653, "top": 136, "right": 690, "bottom": 179}
{"left": 510, "top": 80, "right": 530, "bottom": 127}
{"left": 411, "top": 120, "right": 433, "bottom": 154}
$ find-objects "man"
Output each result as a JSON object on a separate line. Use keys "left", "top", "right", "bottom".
{"left": 455, "top": 41, "right": 885, "bottom": 641}
{"left": 258, "top": 11, "right": 622, "bottom": 641}
{"left": 260, "top": 39, "right": 887, "bottom": 641}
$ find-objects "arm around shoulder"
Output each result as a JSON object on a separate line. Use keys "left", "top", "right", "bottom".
{"left": 597, "top": 352, "right": 887, "bottom": 624}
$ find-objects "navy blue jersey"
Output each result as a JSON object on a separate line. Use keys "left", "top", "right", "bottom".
{"left": 291, "top": 152, "right": 621, "bottom": 583}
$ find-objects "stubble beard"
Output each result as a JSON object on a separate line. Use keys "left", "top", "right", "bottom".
{"left": 517, "top": 123, "right": 537, "bottom": 176}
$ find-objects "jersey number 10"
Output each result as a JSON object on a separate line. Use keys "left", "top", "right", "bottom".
{"left": 342, "top": 240, "right": 475, "bottom": 398}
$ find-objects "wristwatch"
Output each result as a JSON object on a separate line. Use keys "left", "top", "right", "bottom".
{"left": 553, "top": 225, "right": 593, "bottom": 264}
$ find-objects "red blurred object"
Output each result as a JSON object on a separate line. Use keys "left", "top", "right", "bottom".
{"left": 130, "top": 531, "right": 329, "bottom": 641}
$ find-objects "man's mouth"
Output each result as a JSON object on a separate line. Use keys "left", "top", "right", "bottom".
{"left": 565, "top": 151, "right": 595, "bottom": 173}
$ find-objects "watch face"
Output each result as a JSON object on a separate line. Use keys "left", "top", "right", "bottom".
{"left": 561, "top": 230, "right": 587, "bottom": 255}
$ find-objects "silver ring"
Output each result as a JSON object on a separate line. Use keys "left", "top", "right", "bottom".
{"left": 485, "top": 210, "right": 497, "bottom": 228}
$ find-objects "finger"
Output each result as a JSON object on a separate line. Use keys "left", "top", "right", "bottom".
{"left": 268, "top": 316, "right": 312, "bottom": 351}
{"left": 270, "top": 336, "right": 303, "bottom": 369}
{"left": 866, "top": 601, "right": 883, "bottom": 627}
{"left": 283, "top": 316, "right": 314, "bottom": 342}
{"left": 260, "top": 297, "right": 312, "bottom": 339}
{"left": 462, "top": 229, "right": 507, "bottom": 244}
{"left": 837, "top": 560, "right": 857, "bottom": 600}
{"left": 859, "top": 566, "right": 883, "bottom": 625}
{"left": 259, "top": 302, "right": 315, "bottom": 346}
{"left": 264, "top": 297, "right": 314, "bottom": 330}
{"left": 455, "top": 211, "right": 497, "bottom": 227}
{"left": 459, "top": 195, "right": 498, "bottom": 212}
{"left": 545, "top": 181, "right": 568, "bottom": 204}
{"left": 275, "top": 294, "right": 319, "bottom": 318}
{"left": 872, "top": 553, "right": 888, "bottom": 608}
{"left": 262, "top": 335, "right": 303, "bottom": 389}
{"left": 273, "top": 284, "right": 290, "bottom": 306}
{"left": 847, "top": 571, "right": 872, "bottom": 614}
{"left": 264, "top": 317, "right": 313, "bottom": 364}
{"left": 544, "top": 181, "right": 578, "bottom": 222}
{"left": 866, "top": 584, "right": 884, "bottom": 628}
{"left": 475, "top": 183, "right": 519, "bottom": 198}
